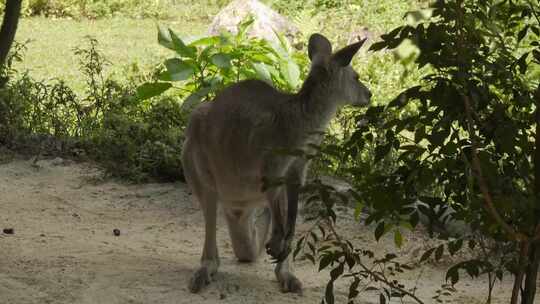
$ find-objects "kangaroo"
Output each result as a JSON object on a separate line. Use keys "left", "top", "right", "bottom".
{"left": 182, "top": 33, "right": 371, "bottom": 294}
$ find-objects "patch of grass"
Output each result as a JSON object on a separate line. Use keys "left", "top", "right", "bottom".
{"left": 270, "top": 0, "right": 428, "bottom": 38}
{"left": 13, "top": 1, "right": 221, "bottom": 90}
{"left": 1, "top": 0, "right": 190, "bottom": 19}
{"left": 13, "top": 0, "right": 426, "bottom": 93}
{"left": 16, "top": 17, "right": 170, "bottom": 90}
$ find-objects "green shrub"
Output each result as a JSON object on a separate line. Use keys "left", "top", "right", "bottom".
{"left": 0, "top": 37, "right": 186, "bottom": 181}
{"left": 91, "top": 96, "right": 186, "bottom": 181}
{"left": 298, "top": 1, "right": 540, "bottom": 303}
{"left": 138, "top": 16, "right": 307, "bottom": 109}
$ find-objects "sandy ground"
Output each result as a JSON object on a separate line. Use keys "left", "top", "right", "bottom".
{"left": 0, "top": 156, "right": 537, "bottom": 304}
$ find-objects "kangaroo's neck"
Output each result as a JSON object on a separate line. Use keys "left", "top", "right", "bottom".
{"left": 294, "top": 74, "right": 338, "bottom": 131}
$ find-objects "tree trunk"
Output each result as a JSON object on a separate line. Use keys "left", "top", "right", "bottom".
{"left": 0, "top": 0, "right": 22, "bottom": 70}
{"left": 512, "top": 242, "right": 528, "bottom": 304}
{"left": 521, "top": 244, "right": 540, "bottom": 304}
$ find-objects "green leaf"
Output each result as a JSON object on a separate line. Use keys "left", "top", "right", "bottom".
{"left": 325, "top": 281, "right": 335, "bottom": 304}
{"left": 251, "top": 53, "right": 275, "bottom": 64}
{"left": 181, "top": 86, "right": 212, "bottom": 112}
{"left": 516, "top": 52, "right": 528, "bottom": 74}
{"left": 169, "top": 29, "right": 197, "bottom": 58}
{"left": 354, "top": 201, "right": 365, "bottom": 220}
{"left": 189, "top": 36, "right": 220, "bottom": 47}
{"left": 211, "top": 53, "right": 232, "bottom": 69}
{"left": 441, "top": 141, "right": 457, "bottom": 154}
{"left": 280, "top": 58, "right": 301, "bottom": 89}
{"left": 388, "top": 86, "right": 421, "bottom": 108}
{"left": 381, "top": 26, "right": 404, "bottom": 40}
{"left": 369, "top": 41, "right": 388, "bottom": 52}
{"left": 238, "top": 15, "right": 255, "bottom": 38}
{"left": 319, "top": 254, "right": 334, "bottom": 271}
{"left": 375, "top": 221, "right": 385, "bottom": 241}
{"left": 365, "top": 106, "right": 384, "bottom": 120}
{"left": 460, "top": 260, "right": 480, "bottom": 278}
{"left": 533, "top": 50, "right": 540, "bottom": 63}
{"left": 429, "top": 128, "right": 449, "bottom": 147}
{"left": 136, "top": 82, "right": 172, "bottom": 100}
{"left": 435, "top": 244, "right": 444, "bottom": 261}
{"left": 253, "top": 63, "right": 272, "bottom": 84}
{"left": 310, "top": 231, "right": 319, "bottom": 242}
{"left": 164, "top": 58, "right": 195, "bottom": 81}
{"left": 157, "top": 70, "right": 172, "bottom": 81}
{"left": 374, "top": 144, "right": 391, "bottom": 163}
{"left": 330, "top": 263, "right": 344, "bottom": 280}
{"left": 531, "top": 26, "right": 540, "bottom": 36}
{"left": 345, "top": 252, "right": 355, "bottom": 269}
{"left": 446, "top": 265, "right": 460, "bottom": 285}
{"left": 465, "top": 262, "right": 479, "bottom": 278}
{"left": 273, "top": 28, "right": 292, "bottom": 54}
{"left": 448, "top": 239, "right": 463, "bottom": 255}
{"left": 394, "top": 229, "right": 403, "bottom": 248}
{"left": 517, "top": 25, "right": 529, "bottom": 42}
{"left": 348, "top": 277, "right": 360, "bottom": 300}
{"left": 293, "top": 236, "right": 304, "bottom": 259}
{"left": 157, "top": 26, "right": 174, "bottom": 50}
{"left": 318, "top": 225, "right": 327, "bottom": 239}
{"left": 420, "top": 247, "right": 435, "bottom": 262}
{"left": 414, "top": 126, "right": 426, "bottom": 143}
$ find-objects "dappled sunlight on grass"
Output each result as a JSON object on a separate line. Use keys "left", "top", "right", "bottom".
{"left": 13, "top": 2, "right": 221, "bottom": 90}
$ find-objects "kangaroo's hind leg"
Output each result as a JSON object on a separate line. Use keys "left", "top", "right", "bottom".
{"left": 224, "top": 206, "right": 271, "bottom": 262}
{"left": 183, "top": 150, "right": 219, "bottom": 293}
{"left": 188, "top": 190, "right": 219, "bottom": 293}
{"left": 265, "top": 188, "right": 302, "bottom": 294}
{"left": 275, "top": 254, "right": 302, "bottom": 294}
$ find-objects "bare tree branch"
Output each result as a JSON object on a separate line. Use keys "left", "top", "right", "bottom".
{"left": 462, "top": 94, "right": 528, "bottom": 243}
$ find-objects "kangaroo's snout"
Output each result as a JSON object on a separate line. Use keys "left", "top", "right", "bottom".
{"left": 352, "top": 81, "right": 372, "bottom": 106}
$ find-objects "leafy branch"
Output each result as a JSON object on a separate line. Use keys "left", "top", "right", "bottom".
{"left": 295, "top": 181, "right": 426, "bottom": 304}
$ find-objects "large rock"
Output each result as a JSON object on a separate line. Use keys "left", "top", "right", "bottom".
{"left": 208, "top": 0, "right": 299, "bottom": 45}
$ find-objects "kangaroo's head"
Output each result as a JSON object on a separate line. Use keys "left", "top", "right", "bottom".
{"left": 307, "top": 33, "right": 372, "bottom": 106}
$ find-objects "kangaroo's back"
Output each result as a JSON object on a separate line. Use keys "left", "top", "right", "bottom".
{"left": 183, "top": 79, "right": 301, "bottom": 199}
{"left": 207, "top": 79, "right": 301, "bottom": 147}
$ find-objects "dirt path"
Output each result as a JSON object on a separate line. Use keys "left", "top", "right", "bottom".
{"left": 0, "top": 157, "right": 535, "bottom": 304}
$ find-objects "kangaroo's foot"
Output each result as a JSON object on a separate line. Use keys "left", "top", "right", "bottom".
{"left": 275, "top": 257, "right": 302, "bottom": 294}
{"left": 188, "top": 259, "right": 219, "bottom": 293}
{"left": 279, "top": 272, "right": 302, "bottom": 294}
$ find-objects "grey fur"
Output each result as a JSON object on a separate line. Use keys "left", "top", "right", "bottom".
{"left": 182, "top": 33, "right": 371, "bottom": 294}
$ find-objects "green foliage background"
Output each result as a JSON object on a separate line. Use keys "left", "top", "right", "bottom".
{"left": 5, "top": 0, "right": 540, "bottom": 303}
{"left": 1, "top": 0, "right": 426, "bottom": 182}
{"left": 0, "top": 0, "right": 170, "bottom": 18}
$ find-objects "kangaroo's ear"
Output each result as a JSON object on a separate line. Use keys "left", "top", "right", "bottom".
{"left": 332, "top": 38, "right": 366, "bottom": 67}
{"left": 308, "top": 33, "right": 332, "bottom": 66}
